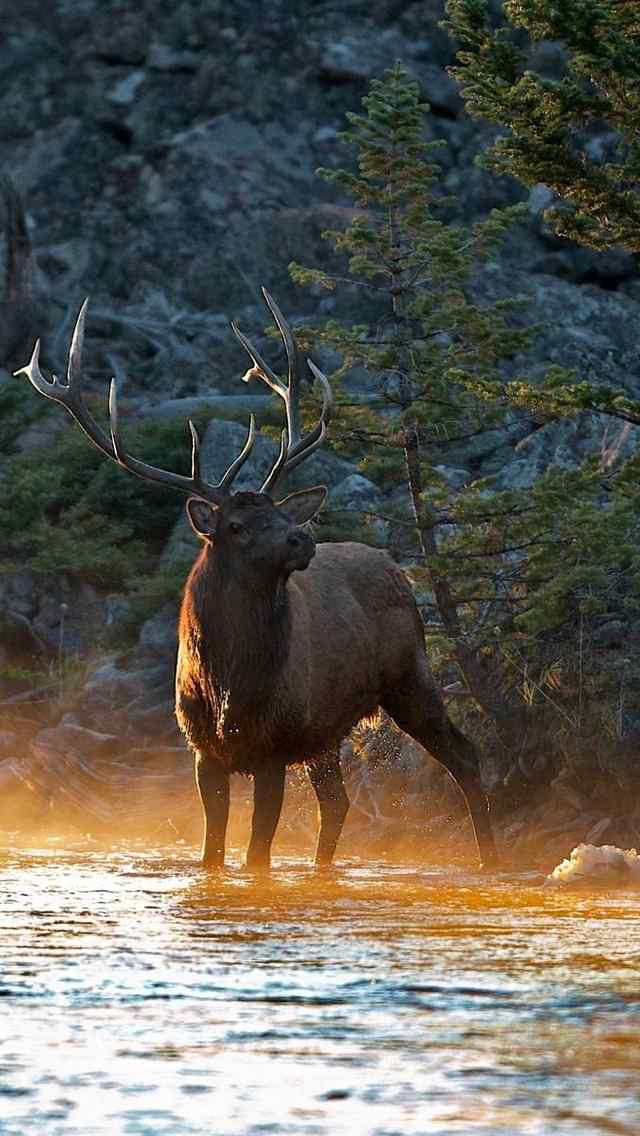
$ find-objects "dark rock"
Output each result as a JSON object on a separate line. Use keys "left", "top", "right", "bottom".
{"left": 0, "top": 731, "right": 18, "bottom": 753}
{"left": 139, "top": 606, "right": 178, "bottom": 654}
{"left": 81, "top": 658, "right": 149, "bottom": 707}
{"left": 31, "top": 724, "right": 121, "bottom": 759}
{"left": 595, "top": 621, "right": 626, "bottom": 650}
{"left": 14, "top": 413, "right": 66, "bottom": 454}
{"left": 0, "top": 570, "right": 37, "bottom": 619}
{"left": 331, "top": 473, "right": 383, "bottom": 513}
{"left": 419, "top": 63, "right": 462, "bottom": 116}
{"left": 91, "top": 8, "right": 149, "bottom": 64}
{"left": 433, "top": 465, "right": 469, "bottom": 491}
{"left": 147, "top": 43, "right": 200, "bottom": 72}
{"left": 144, "top": 394, "right": 273, "bottom": 420}
{"left": 317, "top": 26, "right": 411, "bottom": 85}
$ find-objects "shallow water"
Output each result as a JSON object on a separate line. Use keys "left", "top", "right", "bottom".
{"left": 1, "top": 848, "right": 639, "bottom": 1136}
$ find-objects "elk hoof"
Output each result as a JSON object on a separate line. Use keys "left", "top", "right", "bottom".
{"left": 244, "top": 850, "right": 271, "bottom": 873}
{"left": 314, "top": 857, "right": 337, "bottom": 873}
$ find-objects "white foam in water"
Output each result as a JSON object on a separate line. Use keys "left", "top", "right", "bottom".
{"left": 547, "top": 843, "right": 640, "bottom": 887}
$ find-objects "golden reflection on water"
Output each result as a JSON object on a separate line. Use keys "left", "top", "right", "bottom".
{"left": 0, "top": 843, "right": 639, "bottom": 1135}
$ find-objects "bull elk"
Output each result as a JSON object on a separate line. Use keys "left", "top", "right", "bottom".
{"left": 16, "top": 289, "right": 498, "bottom": 870}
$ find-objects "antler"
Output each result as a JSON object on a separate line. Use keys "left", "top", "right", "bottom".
{"left": 231, "top": 287, "right": 332, "bottom": 494}
{"left": 14, "top": 298, "right": 256, "bottom": 505}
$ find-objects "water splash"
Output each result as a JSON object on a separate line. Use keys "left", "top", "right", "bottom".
{"left": 548, "top": 844, "right": 640, "bottom": 888}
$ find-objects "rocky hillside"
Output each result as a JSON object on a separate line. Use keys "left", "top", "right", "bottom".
{"left": 2, "top": 0, "right": 637, "bottom": 376}
{"left": 1, "top": 1, "right": 639, "bottom": 852}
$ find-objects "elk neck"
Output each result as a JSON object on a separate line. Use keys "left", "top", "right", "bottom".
{"left": 184, "top": 544, "right": 292, "bottom": 713}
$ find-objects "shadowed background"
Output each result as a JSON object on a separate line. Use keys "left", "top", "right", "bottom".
{"left": 1, "top": 0, "right": 639, "bottom": 863}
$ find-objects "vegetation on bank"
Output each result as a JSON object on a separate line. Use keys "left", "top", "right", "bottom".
{"left": 445, "top": 0, "right": 640, "bottom": 426}
{"left": 445, "top": 0, "right": 640, "bottom": 255}
{"left": 290, "top": 62, "right": 640, "bottom": 796}
{"left": 0, "top": 378, "right": 359, "bottom": 650}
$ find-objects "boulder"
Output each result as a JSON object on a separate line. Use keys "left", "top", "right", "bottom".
{"left": 30, "top": 723, "right": 121, "bottom": 759}
{"left": 80, "top": 658, "right": 150, "bottom": 708}
{"left": 139, "top": 605, "right": 179, "bottom": 654}
{"left": 493, "top": 414, "right": 640, "bottom": 491}
{"left": 331, "top": 473, "right": 383, "bottom": 514}
{"left": 143, "top": 394, "right": 273, "bottom": 421}
{"left": 0, "top": 731, "right": 18, "bottom": 754}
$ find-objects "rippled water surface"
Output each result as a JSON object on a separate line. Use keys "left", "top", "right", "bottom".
{"left": 1, "top": 848, "right": 639, "bottom": 1135}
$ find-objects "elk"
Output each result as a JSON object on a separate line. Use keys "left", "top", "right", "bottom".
{"left": 16, "top": 289, "right": 498, "bottom": 871}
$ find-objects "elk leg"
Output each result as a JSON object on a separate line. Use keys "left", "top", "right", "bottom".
{"left": 246, "top": 762, "right": 286, "bottom": 870}
{"left": 306, "top": 755, "right": 350, "bottom": 867}
{"left": 195, "top": 753, "right": 229, "bottom": 869}
{"left": 382, "top": 688, "right": 498, "bottom": 870}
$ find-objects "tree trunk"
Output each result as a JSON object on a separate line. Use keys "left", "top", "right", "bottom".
{"left": 402, "top": 422, "right": 514, "bottom": 727}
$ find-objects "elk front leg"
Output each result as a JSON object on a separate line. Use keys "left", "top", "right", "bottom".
{"left": 195, "top": 753, "right": 229, "bottom": 869}
{"left": 306, "top": 754, "right": 349, "bottom": 867}
{"left": 246, "top": 762, "right": 286, "bottom": 870}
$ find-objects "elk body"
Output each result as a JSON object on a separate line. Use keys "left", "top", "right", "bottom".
{"left": 17, "top": 290, "right": 497, "bottom": 870}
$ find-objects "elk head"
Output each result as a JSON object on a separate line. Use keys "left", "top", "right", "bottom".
{"left": 14, "top": 289, "right": 332, "bottom": 581}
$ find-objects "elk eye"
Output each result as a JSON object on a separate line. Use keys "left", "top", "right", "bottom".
{"left": 229, "top": 521, "right": 244, "bottom": 535}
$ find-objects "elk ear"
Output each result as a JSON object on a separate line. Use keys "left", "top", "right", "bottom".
{"left": 186, "top": 498, "right": 220, "bottom": 541}
{"left": 276, "top": 486, "right": 327, "bottom": 526}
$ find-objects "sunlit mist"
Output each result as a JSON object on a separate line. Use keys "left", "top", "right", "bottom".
{"left": 2, "top": 701, "right": 640, "bottom": 1136}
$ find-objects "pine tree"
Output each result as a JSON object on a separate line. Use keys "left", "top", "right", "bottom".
{"left": 440, "top": 4, "right": 640, "bottom": 771}
{"left": 445, "top": 0, "right": 640, "bottom": 253}
{"left": 445, "top": 1, "right": 640, "bottom": 425}
{"left": 291, "top": 64, "right": 532, "bottom": 727}
{"left": 290, "top": 64, "right": 640, "bottom": 795}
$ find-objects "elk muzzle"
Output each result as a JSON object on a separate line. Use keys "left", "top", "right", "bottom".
{"left": 284, "top": 527, "right": 315, "bottom": 573}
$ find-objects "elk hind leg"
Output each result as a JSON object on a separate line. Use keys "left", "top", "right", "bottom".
{"left": 306, "top": 753, "right": 349, "bottom": 867}
{"left": 382, "top": 685, "right": 498, "bottom": 869}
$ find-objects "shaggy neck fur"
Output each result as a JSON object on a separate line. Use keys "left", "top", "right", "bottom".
{"left": 184, "top": 544, "right": 292, "bottom": 728}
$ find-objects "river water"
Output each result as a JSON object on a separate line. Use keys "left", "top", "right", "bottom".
{"left": 1, "top": 847, "right": 639, "bottom": 1136}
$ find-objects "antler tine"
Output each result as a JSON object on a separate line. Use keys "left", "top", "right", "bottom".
{"left": 108, "top": 377, "right": 126, "bottom": 465}
{"left": 261, "top": 287, "right": 302, "bottom": 447}
{"left": 277, "top": 422, "right": 328, "bottom": 477}
{"left": 286, "top": 358, "right": 332, "bottom": 460}
{"left": 260, "top": 428, "right": 288, "bottom": 494}
{"left": 218, "top": 414, "right": 257, "bottom": 490}
{"left": 15, "top": 337, "right": 44, "bottom": 392}
{"left": 189, "top": 420, "right": 202, "bottom": 482}
{"left": 15, "top": 303, "right": 118, "bottom": 460}
{"left": 307, "top": 359, "right": 333, "bottom": 415}
{"left": 234, "top": 292, "right": 334, "bottom": 496}
{"left": 230, "top": 321, "right": 285, "bottom": 397}
{"left": 15, "top": 300, "right": 257, "bottom": 506}
{"left": 107, "top": 374, "right": 256, "bottom": 499}
{"left": 66, "top": 295, "right": 89, "bottom": 393}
